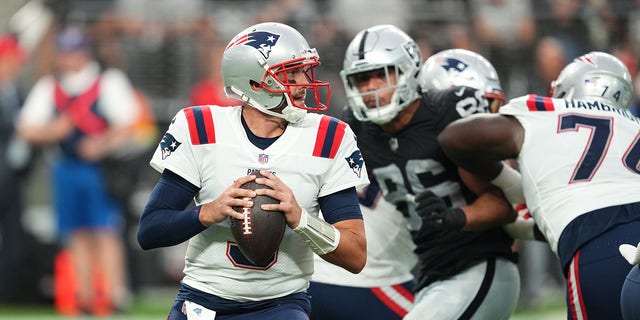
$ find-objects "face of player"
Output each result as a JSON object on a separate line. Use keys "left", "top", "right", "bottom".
{"left": 274, "top": 64, "right": 311, "bottom": 108}
{"left": 350, "top": 67, "right": 397, "bottom": 109}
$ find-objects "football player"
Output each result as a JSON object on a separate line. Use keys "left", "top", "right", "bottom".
{"left": 420, "top": 49, "right": 544, "bottom": 242}
{"left": 439, "top": 51, "right": 640, "bottom": 319}
{"left": 419, "top": 48, "right": 505, "bottom": 113}
{"left": 326, "top": 25, "right": 519, "bottom": 320}
{"left": 137, "top": 22, "right": 369, "bottom": 320}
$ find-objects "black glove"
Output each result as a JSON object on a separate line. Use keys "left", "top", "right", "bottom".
{"left": 415, "top": 191, "right": 466, "bottom": 230}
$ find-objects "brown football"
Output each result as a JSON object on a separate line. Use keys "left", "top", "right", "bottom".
{"left": 230, "top": 170, "right": 286, "bottom": 267}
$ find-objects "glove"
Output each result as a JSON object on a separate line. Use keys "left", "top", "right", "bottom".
{"left": 619, "top": 242, "right": 640, "bottom": 265}
{"left": 415, "top": 190, "right": 466, "bottom": 230}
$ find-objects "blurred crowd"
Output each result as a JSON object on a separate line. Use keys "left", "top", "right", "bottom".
{"left": 1, "top": 0, "right": 640, "bottom": 314}
{"left": 9, "top": 0, "right": 640, "bottom": 119}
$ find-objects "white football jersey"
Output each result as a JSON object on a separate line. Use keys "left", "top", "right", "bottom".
{"left": 150, "top": 105, "right": 369, "bottom": 302}
{"left": 312, "top": 195, "right": 417, "bottom": 287}
{"left": 500, "top": 95, "right": 640, "bottom": 253}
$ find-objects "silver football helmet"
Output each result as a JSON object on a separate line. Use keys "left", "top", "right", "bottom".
{"left": 340, "top": 25, "right": 422, "bottom": 125}
{"left": 419, "top": 49, "right": 505, "bottom": 113}
{"left": 551, "top": 51, "right": 632, "bottom": 108}
{"left": 221, "top": 22, "right": 330, "bottom": 123}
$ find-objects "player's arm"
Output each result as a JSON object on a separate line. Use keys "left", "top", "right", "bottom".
{"left": 255, "top": 170, "right": 366, "bottom": 274}
{"left": 436, "top": 114, "right": 549, "bottom": 240}
{"left": 438, "top": 113, "right": 523, "bottom": 181}
{"left": 314, "top": 187, "right": 366, "bottom": 274}
{"left": 414, "top": 168, "right": 515, "bottom": 231}
{"left": 457, "top": 168, "right": 516, "bottom": 230}
{"left": 137, "top": 170, "right": 205, "bottom": 249}
{"left": 137, "top": 169, "right": 250, "bottom": 249}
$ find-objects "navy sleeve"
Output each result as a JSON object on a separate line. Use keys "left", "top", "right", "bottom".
{"left": 137, "top": 170, "right": 207, "bottom": 250}
{"left": 318, "top": 187, "right": 362, "bottom": 224}
{"left": 358, "top": 179, "right": 381, "bottom": 208}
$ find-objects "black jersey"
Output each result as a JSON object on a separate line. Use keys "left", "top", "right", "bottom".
{"left": 343, "top": 86, "right": 517, "bottom": 292}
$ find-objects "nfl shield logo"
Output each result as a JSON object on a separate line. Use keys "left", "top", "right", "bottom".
{"left": 258, "top": 153, "right": 269, "bottom": 164}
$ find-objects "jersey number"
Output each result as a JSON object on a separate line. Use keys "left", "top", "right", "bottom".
{"left": 559, "top": 114, "right": 640, "bottom": 183}
{"left": 372, "top": 160, "right": 466, "bottom": 231}
{"left": 455, "top": 89, "right": 487, "bottom": 117}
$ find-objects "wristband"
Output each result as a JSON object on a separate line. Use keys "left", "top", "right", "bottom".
{"left": 502, "top": 216, "right": 536, "bottom": 240}
{"left": 502, "top": 204, "right": 535, "bottom": 240}
{"left": 490, "top": 164, "right": 525, "bottom": 205}
{"left": 293, "top": 209, "right": 341, "bottom": 255}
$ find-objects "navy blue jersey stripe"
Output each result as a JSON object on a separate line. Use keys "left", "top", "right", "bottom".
{"left": 535, "top": 96, "right": 548, "bottom": 111}
{"left": 321, "top": 117, "right": 339, "bottom": 158}
{"left": 191, "top": 107, "right": 210, "bottom": 144}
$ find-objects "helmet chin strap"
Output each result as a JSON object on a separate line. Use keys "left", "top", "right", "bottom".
{"left": 278, "top": 94, "right": 307, "bottom": 123}
{"left": 259, "top": 94, "right": 306, "bottom": 123}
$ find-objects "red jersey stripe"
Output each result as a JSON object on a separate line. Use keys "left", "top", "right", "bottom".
{"left": 370, "top": 287, "right": 409, "bottom": 318}
{"left": 184, "top": 106, "right": 216, "bottom": 145}
{"left": 392, "top": 284, "right": 415, "bottom": 303}
{"left": 313, "top": 116, "right": 347, "bottom": 159}
{"left": 183, "top": 108, "right": 200, "bottom": 145}
{"left": 328, "top": 121, "right": 347, "bottom": 159}
{"left": 313, "top": 116, "right": 330, "bottom": 157}
{"left": 526, "top": 94, "right": 556, "bottom": 111}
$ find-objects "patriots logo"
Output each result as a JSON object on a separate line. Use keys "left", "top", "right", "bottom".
{"left": 160, "top": 132, "right": 182, "bottom": 160}
{"left": 439, "top": 57, "right": 468, "bottom": 73}
{"left": 345, "top": 150, "right": 364, "bottom": 178}
{"left": 227, "top": 31, "right": 281, "bottom": 60}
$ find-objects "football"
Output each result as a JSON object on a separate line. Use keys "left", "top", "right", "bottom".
{"left": 230, "top": 170, "right": 286, "bottom": 267}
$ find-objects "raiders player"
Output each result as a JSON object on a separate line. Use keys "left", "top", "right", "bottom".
{"left": 313, "top": 25, "right": 519, "bottom": 320}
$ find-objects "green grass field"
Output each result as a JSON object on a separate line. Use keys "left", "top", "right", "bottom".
{"left": 0, "top": 287, "right": 566, "bottom": 319}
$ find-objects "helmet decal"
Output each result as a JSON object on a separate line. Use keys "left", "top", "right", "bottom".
{"left": 226, "top": 31, "right": 281, "bottom": 59}
{"left": 221, "top": 22, "right": 330, "bottom": 123}
{"left": 577, "top": 55, "right": 596, "bottom": 65}
{"left": 439, "top": 57, "right": 469, "bottom": 73}
{"left": 420, "top": 49, "right": 506, "bottom": 112}
{"left": 551, "top": 51, "right": 632, "bottom": 107}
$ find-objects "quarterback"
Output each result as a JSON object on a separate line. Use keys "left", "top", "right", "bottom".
{"left": 137, "top": 22, "right": 368, "bottom": 319}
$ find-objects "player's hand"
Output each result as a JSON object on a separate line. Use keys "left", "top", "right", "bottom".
{"left": 199, "top": 175, "right": 256, "bottom": 227}
{"left": 415, "top": 190, "right": 466, "bottom": 230}
{"left": 253, "top": 170, "right": 302, "bottom": 229}
{"left": 619, "top": 242, "right": 640, "bottom": 265}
